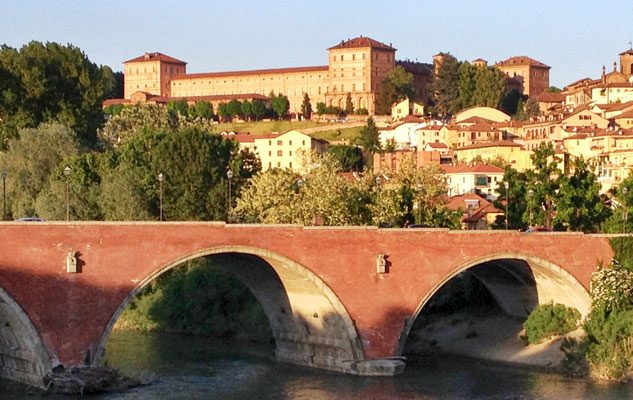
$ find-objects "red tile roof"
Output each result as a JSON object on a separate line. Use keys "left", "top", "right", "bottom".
{"left": 455, "top": 140, "right": 522, "bottom": 151}
{"left": 619, "top": 49, "right": 633, "bottom": 56}
{"left": 328, "top": 36, "right": 395, "bottom": 51}
{"left": 446, "top": 193, "right": 502, "bottom": 222}
{"left": 616, "top": 109, "right": 633, "bottom": 119}
{"left": 457, "top": 116, "right": 498, "bottom": 125}
{"left": 175, "top": 65, "right": 329, "bottom": 80}
{"left": 497, "top": 56, "right": 550, "bottom": 69}
{"left": 536, "top": 92, "right": 565, "bottom": 103}
{"left": 440, "top": 163, "right": 505, "bottom": 174}
{"left": 426, "top": 142, "right": 448, "bottom": 149}
{"left": 124, "top": 52, "right": 186, "bottom": 64}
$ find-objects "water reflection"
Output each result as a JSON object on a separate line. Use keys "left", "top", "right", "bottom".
{"left": 1, "top": 330, "right": 631, "bottom": 399}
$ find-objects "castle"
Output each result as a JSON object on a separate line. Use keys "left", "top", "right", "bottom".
{"left": 117, "top": 36, "right": 433, "bottom": 115}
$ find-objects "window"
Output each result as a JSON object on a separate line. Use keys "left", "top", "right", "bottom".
{"left": 289, "top": 140, "right": 292, "bottom": 145}
{"left": 352, "top": 54, "right": 356, "bottom": 61}
{"left": 277, "top": 140, "right": 283, "bottom": 145}
{"left": 475, "top": 175, "right": 488, "bottom": 186}
{"left": 277, "top": 150, "right": 283, "bottom": 156}
{"left": 289, "top": 151, "right": 292, "bottom": 156}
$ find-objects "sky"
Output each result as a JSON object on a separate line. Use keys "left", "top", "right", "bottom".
{"left": 3, "top": 1, "right": 633, "bottom": 88}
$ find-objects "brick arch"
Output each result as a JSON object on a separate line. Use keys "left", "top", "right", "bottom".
{"left": 396, "top": 252, "right": 591, "bottom": 356}
{"left": 0, "top": 286, "right": 53, "bottom": 388}
{"left": 94, "top": 245, "right": 365, "bottom": 374}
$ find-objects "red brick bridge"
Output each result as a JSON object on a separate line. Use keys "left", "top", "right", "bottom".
{"left": 0, "top": 222, "right": 616, "bottom": 387}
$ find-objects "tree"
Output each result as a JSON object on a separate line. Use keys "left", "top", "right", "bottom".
{"left": 345, "top": 92, "right": 354, "bottom": 114}
{"left": 457, "top": 61, "right": 477, "bottom": 109}
{"left": 193, "top": 101, "right": 214, "bottom": 119}
{"left": 316, "top": 102, "right": 327, "bottom": 116}
{"left": 524, "top": 142, "right": 560, "bottom": 228}
{"left": 167, "top": 99, "right": 189, "bottom": 116}
{"left": 251, "top": 100, "right": 266, "bottom": 121}
{"left": 375, "top": 66, "right": 414, "bottom": 115}
{"left": 327, "top": 145, "right": 364, "bottom": 172}
{"left": 217, "top": 102, "right": 229, "bottom": 122}
{"left": 501, "top": 89, "right": 524, "bottom": 116}
{"left": 240, "top": 100, "right": 252, "bottom": 121}
{"left": 430, "top": 53, "right": 461, "bottom": 116}
{"left": 1, "top": 123, "right": 81, "bottom": 218}
{"left": 493, "top": 167, "right": 529, "bottom": 230}
{"left": 471, "top": 66, "right": 507, "bottom": 108}
{"left": 300, "top": 93, "right": 312, "bottom": 120}
{"left": 355, "top": 117, "right": 381, "bottom": 169}
{"left": 271, "top": 94, "right": 289, "bottom": 119}
{"left": 226, "top": 99, "right": 242, "bottom": 120}
{"left": 555, "top": 157, "right": 609, "bottom": 232}
{"left": 234, "top": 151, "right": 369, "bottom": 225}
{"left": 0, "top": 41, "right": 116, "bottom": 148}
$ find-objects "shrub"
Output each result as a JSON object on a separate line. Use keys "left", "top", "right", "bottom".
{"left": 523, "top": 302, "right": 581, "bottom": 344}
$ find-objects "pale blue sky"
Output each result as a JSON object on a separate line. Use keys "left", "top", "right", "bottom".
{"left": 3, "top": 1, "right": 633, "bottom": 87}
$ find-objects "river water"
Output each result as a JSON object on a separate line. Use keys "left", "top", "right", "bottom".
{"left": 1, "top": 330, "right": 632, "bottom": 399}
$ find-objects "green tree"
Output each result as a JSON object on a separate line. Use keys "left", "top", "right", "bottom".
{"left": 251, "top": 100, "right": 266, "bottom": 121}
{"left": 355, "top": 117, "right": 381, "bottom": 169}
{"left": 316, "top": 102, "right": 327, "bottom": 116}
{"left": 327, "top": 145, "right": 364, "bottom": 172}
{"left": 193, "top": 101, "right": 213, "bottom": 119}
{"left": 0, "top": 41, "right": 115, "bottom": 148}
{"left": 501, "top": 89, "right": 524, "bottom": 116}
{"left": 524, "top": 142, "right": 560, "bottom": 228}
{"left": 345, "top": 92, "right": 354, "bottom": 114}
{"left": 471, "top": 66, "right": 507, "bottom": 108}
{"left": 494, "top": 167, "right": 529, "bottom": 230}
{"left": 375, "top": 66, "right": 414, "bottom": 115}
{"left": 240, "top": 100, "right": 252, "bottom": 121}
{"left": 457, "top": 61, "right": 477, "bottom": 109}
{"left": 300, "top": 93, "right": 312, "bottom": 120}
{"left": 226, "top": 99, "right": 242, "bottom": 120}
{"left": 167, "top": 99, "right": 189, "bottom": 116}
{"left": 1, "top": 123, "right": 81, "bottom": 218}
{"left": 430, "top": 53, "right": 461, "bottom": 116}
{"left": 555, "top": 157, "right": 609, "bottom": 232}
{"left": 217, "top": 102, "right": 229, "bottom": 121}
{"left": 271, "top": 93, "right": 289, "bottom": 119}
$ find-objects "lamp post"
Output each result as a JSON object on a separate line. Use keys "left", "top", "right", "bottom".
{"left": 375, "top": 175, "right": 382, "bottom": 190}
{"left": 528, "top": 188, "right": 534, "bottom": 227}
{"left": 158, "top": 173, "right": 164, "bottom": 221}
{"left": 226, "top": 170, "right": 233, "bottom": 222}
{"left": 64, "top": 166, "right": 71, "bottom": 221}
{"left": 416, "top": 184, "right": 424, "bottom": 225}
{"left": 2, "top": 170, "right": 7, "bottom": 221}
{"left": 504, "top": 181, "right": 509, "bottom": 230}
{"left": 623, "top": 187, "right": 628, "bottom": 234}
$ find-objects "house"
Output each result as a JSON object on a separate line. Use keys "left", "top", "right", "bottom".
{"left": 230, "top": 130, "right": 328, "bottom": 171}
{"left": 441, "top": 163, "right": 505, "bottom": 199}
{"left": 446, "top": 192, "right": 503, "bottom": 230}
{"left": 391, "top": 97, "right": 425, "bottom": 120}
{"left": 496, "top": 56, "right": 550, "bottom": 97}
{"left": 453, "top": 140, "right": 532, "bottom": 171}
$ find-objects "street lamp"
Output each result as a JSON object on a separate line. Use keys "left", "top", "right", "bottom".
{"left": 416, "top": 184, "right": 424, "bottom": 224}
{"left": 64, "top": 166, "right": 71, "bottom": 221}
{"left": 158, "top": 173, "right": 164, "bottom": 221}
{"left": 623, "top": 187, "right": 628, "bottom": 234}
{"left": 504, "top": 181, "right": 509, "bottom": 230}
{"left": 2, "top": 170, "right": 7, "bottom": 221}
{"left": 226, "top": 170, "right": 233, "bottom": 222}
{"left": 375, "top": 175, "right": 382, "bottom": 188}
{"left": 528, "top": 188, "right": 534, "bottom": 227}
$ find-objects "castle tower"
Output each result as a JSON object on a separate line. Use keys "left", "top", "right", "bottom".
{"left": 327, "top": 37, "right": 396, "bottom": 114}
{"left": 123, "top": 52, "right": 187, "bottom": 99}
{"left": 620, "top": 49, "right": 633, "bottom": 77}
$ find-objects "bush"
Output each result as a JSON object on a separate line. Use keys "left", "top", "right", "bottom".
{"left": 523, "top": 302, "right": 580, "bottom": 344}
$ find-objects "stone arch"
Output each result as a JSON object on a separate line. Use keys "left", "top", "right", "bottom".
{"left": 0, "top": 286, "right": 53, "bottom": 388}
{"left": 397, "top": 252, "right": 591, "bottom": 356}
{"left": 95, "top": 246, "right": 365, "bottom": 375}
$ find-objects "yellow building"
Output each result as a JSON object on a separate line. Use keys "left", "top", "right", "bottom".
{"left": 454, "top": 140, "right": 533, "bottom": 171}
{"left": 233, "top": 130, "right": 329, "bottom": 171}
{"left": 119, "top": 37, "right": 432, "bottom": 116}
{"left": 496, "top": 56, "right": 550, "bottom": 97}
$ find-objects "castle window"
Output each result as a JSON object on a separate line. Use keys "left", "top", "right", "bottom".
{"left": 341, "top": 54, "right": 344, "bottom": 61}
{"left": 362, "top": 53, "right": 366, "bottom": 60}
{"left": 352, "top": 54, "right": 356, "bottom": 61}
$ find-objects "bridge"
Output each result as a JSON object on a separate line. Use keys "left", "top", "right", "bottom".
{"left": 0, "top": 222, "right": 615, "bottom": 387}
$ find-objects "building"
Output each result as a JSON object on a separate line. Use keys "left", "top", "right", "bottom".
{"left": 230, "top": 130, "right": 329, "bottom": 171}
{"left": 446, "top": 192, "right": 503, "bottom": 230}
{"left": 496, "top": 56, "right": 550, "bottom": 97}
{"left": 391, "top": 97, "right": 425, "bottom": 120}
{"left": 116, "top": 36, "right": 432, "bottom": 116}
{"left": 454, "top": 140, "right": 532, "bottom": 171}
{"left": 441, "top": 163, "right": 505, "bottom": 199}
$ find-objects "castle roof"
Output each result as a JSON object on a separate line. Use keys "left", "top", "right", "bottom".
{"left": 619, "top": 49, "right": 633, "bottom": 56}
{"left": 328, "top": 36, "right": 395, "bottom": 51}
{"left": 396, "top": 60, "right": 433, "bottom": 75}
{"left": 124, "top": 52, "right": 186, "bottom": 65}
{"left": 496, "top": 56, "right": 550, "bottom": 69}
{"left": 176, "top": 65, "right": 328, "bottom": 79}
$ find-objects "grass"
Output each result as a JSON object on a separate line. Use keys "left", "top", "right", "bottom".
{"left": 215, "top": 120, "right": 327, "bottom": 135}
{"left": 214, "top": 120, "right": 364, "bottom": 144}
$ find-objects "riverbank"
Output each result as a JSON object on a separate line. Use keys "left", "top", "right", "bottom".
{"left": 405, "top": 309, "right": 582, "bottom": 371}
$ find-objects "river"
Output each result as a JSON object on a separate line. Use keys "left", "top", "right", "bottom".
{"left": 1, "top": 330, "right": 632, "bottom": 399}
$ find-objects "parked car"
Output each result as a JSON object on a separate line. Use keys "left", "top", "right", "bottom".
{"left": 15, "top": 217, "right": 45, "bottom": 222}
